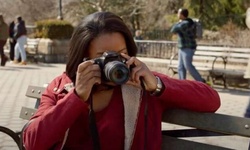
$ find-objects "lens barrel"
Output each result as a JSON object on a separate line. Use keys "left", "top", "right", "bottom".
{"left": 104, "top": 61, "right": 129, "bottom": 85}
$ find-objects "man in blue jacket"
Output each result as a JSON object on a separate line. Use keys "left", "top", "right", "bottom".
{"left": 170, "top": 8, "right": 206, "bottom": 83}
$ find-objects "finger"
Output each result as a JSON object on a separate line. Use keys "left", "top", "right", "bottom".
{"left": 130, "top": 65, "right": 142, "bottom": 81}
{"left": 120, "top": 53, "right": 130, "bottom": 60}
{"left": 77, "top": 60, "right": 95, "bottom": 73}
{"left": 86, "top": 70, "right": 102, "bottom": 84}
{"left": 76, "top": 63, "right": 101, "bottom": 90}
{"left": 80, "top": 64, "right": 100, "bottom": 77}
{"left": 126, "top": 80, "right": 139, "bottom": 87}
{"left": 77, "top": 69, "right": 101, "bottom": 84}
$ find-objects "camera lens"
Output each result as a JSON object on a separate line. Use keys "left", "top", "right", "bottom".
{"left": 104, "top": 61, "right": 129, "bottom": 85}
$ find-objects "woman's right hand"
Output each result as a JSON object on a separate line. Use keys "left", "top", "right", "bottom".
{"left": 75, "top": 60, "right": 101, "bottom": 102}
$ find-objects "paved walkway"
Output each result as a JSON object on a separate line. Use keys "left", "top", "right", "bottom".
{"left": 0, "top": 61, "right": 249, "bottom": 149}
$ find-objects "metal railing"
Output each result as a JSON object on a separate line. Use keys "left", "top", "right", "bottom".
{"left": 134, "top": 40, "right": 242, "bottom": 59}
{"left": 135, "top": 40, "right": 178, "bottom": 59}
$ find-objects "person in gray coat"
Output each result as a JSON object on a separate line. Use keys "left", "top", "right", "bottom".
{"left": 0, "top": 14, "right": 9, "bottom": 66}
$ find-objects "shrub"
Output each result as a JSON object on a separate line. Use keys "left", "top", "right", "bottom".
{"left": 35, "top": 19, "right": 74, "bottom": 39}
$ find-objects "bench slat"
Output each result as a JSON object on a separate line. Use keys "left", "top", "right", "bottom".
{"left": 162, "top": 109, "right": 250, "bottom": 137}
{"left": 228, "top": 48, "right": 250, "bottom": 53}
{"left": 168, "top": 67, "right": 211, "bottom": 72}
{"left": 193, "top": 56, "right": 226, "bottom": 61}
{"left": 169, "top": 63, "right": 225, "bottom": 70}
{"left": 196, "top": 46, "right": 230, "bottom": 52}
{"left": 162, "top": 129, "right": 227, "bottom": 137}
{"left": 195, "top": 51, "right": 228, "bottom": 57}
{"left": 227, "top": 58, "right": 249, "bottom": 64}
{"left": 229, "top": 53, "right": 250, "bottom": 58}
{"left": 162, "top": 136, "right": 232, "bottom": 150}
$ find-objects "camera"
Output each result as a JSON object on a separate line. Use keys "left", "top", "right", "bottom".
{"left": 94, "top": 51, "right": 130, "bottom": 85}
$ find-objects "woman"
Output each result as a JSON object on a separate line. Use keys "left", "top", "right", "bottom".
{"left": 23, "top": 11, "right": 220, "bottom": 150}
{"left": 13, "top": 16, "right": 27, "bottom": 65}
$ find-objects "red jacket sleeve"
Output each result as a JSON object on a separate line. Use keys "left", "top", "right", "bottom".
{"left": 154, "top": 72, "right": 221, "bottom": 112}
{"left": 23, "top": 75, "right": 89, "bottom": 150}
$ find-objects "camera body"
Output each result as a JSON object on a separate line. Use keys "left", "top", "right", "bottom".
{"left": 94, "top": 51, "right": 130, "bottom": 85}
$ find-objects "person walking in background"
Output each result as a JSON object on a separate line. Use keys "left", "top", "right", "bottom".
{"left": 134, "top": 30, "right": 144, "bottom": 53}
{"left": 134, "top": 30, "right": 143, "bottom": 40}
{"left": 9, "top": 20, "right": 16, "bottom": 62}
{"left": 170, "top": 8, "right": 206, "bottom": 83}
{"left": 0, "top": 14, "right": 9, "bottom": 66}
{"left": 13, "top": 16, "right": 27, "bottom": 65}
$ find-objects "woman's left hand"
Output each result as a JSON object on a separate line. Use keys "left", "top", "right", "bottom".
{"left": 121, "top": 53, "right": 157, "bottom": 92}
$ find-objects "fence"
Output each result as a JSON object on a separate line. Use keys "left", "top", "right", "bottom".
{"left": 142, "top": 29, "right": 172, "bottom": 40}
{"left": 134, "top": 40, "right": 241, "bottom": 59}
{"left": 135, "top": 40, "right": 178, "bottom": 59}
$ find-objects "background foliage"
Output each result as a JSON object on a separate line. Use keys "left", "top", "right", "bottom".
{"left": 35, "top": 20, "right": 74, "bottom": 39}
{"left": 0, "top": 0, "right": 249, "bottom": 44}
{"left": 1, "top": 0, "right": 249, "bottom": 31}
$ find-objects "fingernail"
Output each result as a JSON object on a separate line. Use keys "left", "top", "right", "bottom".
{"left": 83, "top": 57, "right": 88, "bottom": 62}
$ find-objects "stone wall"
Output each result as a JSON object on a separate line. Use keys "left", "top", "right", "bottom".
{"left": 38, "top": 38, "right": 70, "bottom": 63}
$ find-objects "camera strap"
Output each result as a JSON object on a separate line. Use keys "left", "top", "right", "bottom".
{"left": 140, "top": 78, "right": 148, "bottom": 150}
{"left": 89, "top": 92, "right": 101, "bottom": 150}
{"left": 144, "top": 92, "right": 148, "bottom": 150}
{"left": 88, "top": 79, "right": 148, "bottom": 150}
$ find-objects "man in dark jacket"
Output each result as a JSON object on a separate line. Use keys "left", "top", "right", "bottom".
{"left": 170, "top": 8, "right": 206, "bottom": 83}
{"left": 0, "top": 14, "right": 9, "bottom": 66}
{"left": 9, "top": 21, "right": 16, "bottom": 61}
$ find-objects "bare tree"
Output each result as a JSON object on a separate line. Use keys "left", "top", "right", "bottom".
{"left": 81, "top": 0, "right": 106, "bottom": 12}
{"left": 0, "top": 0, "right": 57, "bottom": 24}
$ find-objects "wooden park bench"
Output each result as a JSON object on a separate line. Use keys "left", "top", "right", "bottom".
{"left": 222, "top": 47, "right": 250, "bottom": 87}
{"left": 168, "top": 45, "right": 250, "bottom": 88}
{"left": 25, "top": 38, "right": 44, "bottom": 63}
{"left": 1, "top": 85, "right": 250, "bottom": 149}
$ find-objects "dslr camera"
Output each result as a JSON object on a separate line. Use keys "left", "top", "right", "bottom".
{"left": 94, "top": 51, "right": 130, "bottom": 85}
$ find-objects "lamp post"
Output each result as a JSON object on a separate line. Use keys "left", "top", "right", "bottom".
{"left": 57, "top": 0, "right": 63, "bottom": 20}
{"left": 246, "top": 8, "right": 250, "bottom": 29}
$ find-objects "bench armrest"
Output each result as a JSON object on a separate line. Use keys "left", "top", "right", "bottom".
{"left": 212, "top": 56, "right": 227, "bottom": 71}
{"left": 19, "top": 107, "right": 37, "bottom": 120}
{"left": 169, "top": 52, "right": 178, "bottom": 65}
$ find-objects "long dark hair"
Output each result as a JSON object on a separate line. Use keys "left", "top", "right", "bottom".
{"left": 66, "top": 11, "right": 137, "bottom": 83}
